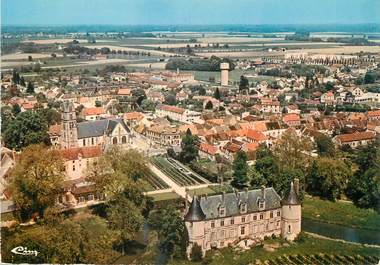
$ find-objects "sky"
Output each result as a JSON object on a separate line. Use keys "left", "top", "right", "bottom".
{"left": 2, "top": 0, "right": 380, "bottom": 26}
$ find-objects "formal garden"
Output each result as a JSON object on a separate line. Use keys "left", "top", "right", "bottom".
{"left": 151, "top": 155, "right": 210, "bottom": 186}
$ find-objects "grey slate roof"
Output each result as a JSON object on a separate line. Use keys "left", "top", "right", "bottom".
{"left": 77, "top": 118, "right": 130, "bottom": 139}
{"left": 282, "top": 182, "right": 300, "bottom": 205}
{"left": 193, "top": 188, "right": 282, "bottom": 221}
{"left": 184, "top": 196, "right": 206, "bottom": 221}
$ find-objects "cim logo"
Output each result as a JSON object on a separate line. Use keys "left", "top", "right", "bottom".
{"left": 11, "top": 246, "right": 39, "bottom": 257}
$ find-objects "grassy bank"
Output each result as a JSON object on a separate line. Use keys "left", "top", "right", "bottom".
{"left": 169, "top": 233, "right": 380, "bottom": 265}
{"left": 302, "top": 196, "right": 380, "bottom": 231}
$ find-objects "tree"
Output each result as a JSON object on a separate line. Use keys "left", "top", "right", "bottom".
{"left": 12, "top": 70, "right": 20, "bottom": 84}
{"left": 273, "top": 129, "right": 313, "bottom": 174}
{"left": 364, "top": 71, "right": 377, "bottom": 84}
{"left": 9, "top": 145, "right": 65, "bottom": 221}
{"left": 307, "top": 157, "right": 352, "bottom": 201}
{"left": 140, "top": 99, "right": 155, "bottom": 111}
{"left": 148, "top": 205, "right": 189, "bottom": 260}
{"left": 179, "top": 129, "right": 199, "bottom": 164}
{"left": 205, "top": 100, "right": 213, "bottom": 110}
{"left": 190, "top": 243, "right": 203, "bottom": 261}
{"left": 239, "top": 75, "right": 249, "bottom": 93}
{"left": 1, "top": 216, "right": 119, "bottom": 264}
{"left": 12, "top": 104, "right": 21, "bottom": 115}
{"left": 347, "top": 140, "right": 380, "bottom": 210}
{"left": 20, "top": 76, "right": 26, "bottom": 87}
{"left": 315, "top": 134, "right": 336, "bottom": 157}
{"left": 26, "top": 81, "right": 35, "bottom": 94}
{"left": 231, "top": 151, "right": 249, "bottom": 189}
{"left": 164, "top": 94, "right": 177, "bottom": 105}
{"left": 3, "top": 111, "right": 50, "bottom": 150}
{"left": 214, "top": 87, "right": 221, "bottom": 100}
{"left": 107, "top": 193, "right": 145, "bottom": 253}
{"left": 198, "top": 86, "right": 206, "bottom": 96}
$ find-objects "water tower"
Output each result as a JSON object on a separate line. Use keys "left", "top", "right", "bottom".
{"left": 220, "top": 62, "right": 229, "bottom": 86}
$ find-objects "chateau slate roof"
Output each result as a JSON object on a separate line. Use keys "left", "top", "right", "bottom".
{"left": 77, "top": 118, "right": 129, "bottom": 139}
{"left": 192, "top": 188, "right": 282, "bottom": 221}
{"left": 184, "top": 196, "right": 206, "bottom": 221}
{"left": 282, "top": 182, "right": 300, "bottom": 205}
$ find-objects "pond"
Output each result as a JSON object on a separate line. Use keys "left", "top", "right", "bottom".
{"left": 302, "top": 218, "right": 380, "bottom": 245}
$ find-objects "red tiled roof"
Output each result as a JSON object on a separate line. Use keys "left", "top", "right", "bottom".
{"left": 124, "top": 111, "right": 144, "bottom": 121}
{"left": 245, "top": 129, "right": 267, "bottom": 141}
{"left": 336, "top": 131, "right": 375, "bottom": 143}
{"left": 199, "top": 143, "right": 218, "bottom": 156}
{"left": 158, "top": 104, "right": 185, "bottom": 114}
{"left": 60, "top": 146, "right": 102, "bottom": 161}
{"left": 117, "top": 88, "right": 131, "bottom": 96}
{"left": 283, "top": 113, "right": 301, "bottom": 123}
{"left": 82, "top": 107, "right": 105, "bottom": 116}
{"left": 368, "top": 110, "right": 380, "bottom": 117}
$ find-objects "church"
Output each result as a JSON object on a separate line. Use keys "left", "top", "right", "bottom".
{"left": 184, "top": 180, "right": 301, "bottom": 256}
{"left": 60, "top": 101, "right": 131, "bottom": 149}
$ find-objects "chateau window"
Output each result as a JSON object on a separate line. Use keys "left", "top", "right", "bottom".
{"left": 211, "top": 221, "right": 215, "bottom": 228}
{"left": 219, "top": 206, "right": 226, "bottom": 217}
{"left": 220, "top": 241, "right": 224, "bottom": 247}
{"left": 88, "top": 194, "right": 94, "bottom": 201}
{"left": 288, "top": 225, "right": 291, "bottom": 233}
{"left": 260, "top": 214, "right": 264, "bottom": 220}
{"left": 240, "top": 203, "right": 247, "bottom": 214}
{"left": 241, "top": 216, "right": 245, "bottom": 223}
{"left": 270, "top": 212, "right": 273, "bottom": 218}
{"left": 229, "top": 229, "right": 235, "bottom": 238}
{"left": 91, "top": 138, "right": 94, "bottom": 145}
{"left": 259, "top": 201, "right": 264, "bottom": 210}
{"left": 277, "top": 211, "right": 281, "bottom": 217}
{"left": 230, "top": 218, "right": 234, "bottom": 225}
{"left": 241, "top": 226, "right": 245, "bottom": 235}
{"left": 83, "top": 139, "right": 86, "bottom": 146}
{"left": 72, "top": 164, "right": 76, "bottom": 171}
{"left": 220, "top": 220, "right": 224, "bottom": 227}
{"left": 253, "top": 215, "right": 257, "bottom": 221}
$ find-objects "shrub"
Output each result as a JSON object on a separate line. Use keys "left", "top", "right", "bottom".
{"left": 190, "top": 243, "right": 203, "bottom": 262}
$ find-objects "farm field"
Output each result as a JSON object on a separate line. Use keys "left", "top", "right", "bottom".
{"left": 84, "top": 44, "right": 178, "bottom": 56}
{"left": 150, "top": 156, "right": 210, "bottom": 187}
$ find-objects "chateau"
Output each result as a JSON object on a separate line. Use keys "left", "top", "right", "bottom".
{"left": 184, "top": 180, "right": 301, "bottom": 256}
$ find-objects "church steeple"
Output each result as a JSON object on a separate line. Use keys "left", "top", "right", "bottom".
{"left": 61, "top": 100, "right": 78, "bottom": 149}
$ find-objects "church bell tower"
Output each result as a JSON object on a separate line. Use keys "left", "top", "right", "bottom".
{"left": 61, "top": 101, "right": 78, "bottom": 149}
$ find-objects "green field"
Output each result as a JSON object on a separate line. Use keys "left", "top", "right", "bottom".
{"left": 303, "top": 196, "right": 380, "bottom": 231}
{"left": 148, "top": 192, "right": 180, "bottom": 202}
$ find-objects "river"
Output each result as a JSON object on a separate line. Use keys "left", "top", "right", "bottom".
{"left": 302, "top": 218, "right": 380, "bottom": 245}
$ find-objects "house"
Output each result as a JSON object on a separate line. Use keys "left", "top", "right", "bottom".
{"left": 145, "top": 125, "right": 181, "bottom": 147}
{"left": 283, "top": 113, "right": 301, "bottom": 126}
{"left": 199, "top": 143, "right": 219, "bottom": 161}
{"left": 60, "top": 146, "right": 102, "bottom": 180}
{"left": 124, "top": 111, "right": 145, "bottom": 127}
{"left": 81, "top": 107, "right": 107, "bottom": 121}
{"left": 146, "top": 90, "right": 165, "bottom": 103}
{"left": 333, "top": 131, "right": 376, "bottom": 148}
{"left": 184, "top": 180, "right": 301, "bottom": 256}
{"left": 48, "top": 124, "right": 62, "bottom": 146}
{"left": 156, "top": 104, "right": 201, "bottom": 124}
{"left": 321, "top": 91, "right": 335, "bottom": 104}
{"left": 367, "top": 109, "right": 380, "bottom": 121}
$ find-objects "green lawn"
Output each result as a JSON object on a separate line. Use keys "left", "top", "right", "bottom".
{"left": 187, "top": 186, "right": 217, "bottom": 196}
{"left": 148, "top": 192, "right": 180, "bottom": 202}
{"left": 169, "top": 233, "right": 380, "bottom": 265}
{"left": 302, "top": 196, "right": 380, "bottom": 231}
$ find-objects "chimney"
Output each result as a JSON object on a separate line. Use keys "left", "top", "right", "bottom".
{"left": 294, "top": 178, "right": 300, "bottom": 195}
{"left": 261, "top": 185, "right": 266, "bottom": 199}
{"left": 222, "top": 191, "right": 225, "bottom": 204}
{"left": 244, "top": 187, "right": 249, "bottom": 199}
